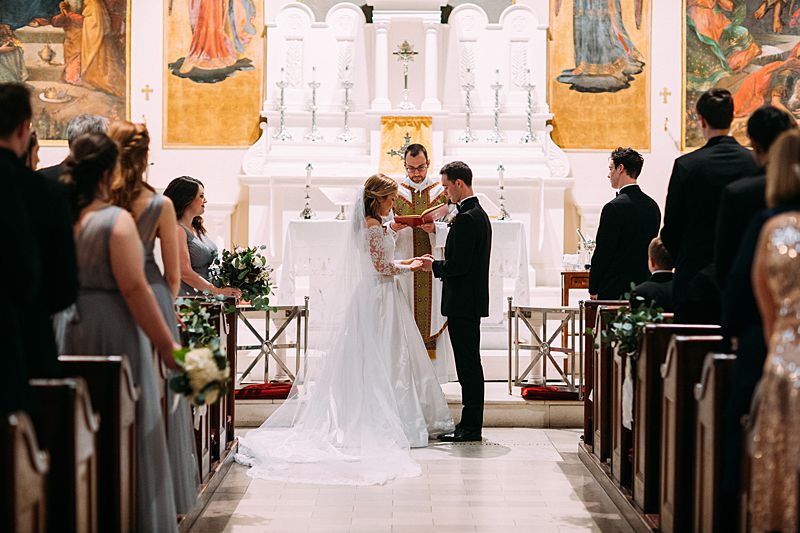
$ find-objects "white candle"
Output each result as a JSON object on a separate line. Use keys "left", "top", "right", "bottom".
{"left": 305, "top": 162, "right": 312, "bottom": 188}
{"left": 312, "top": 66, "right": 316, "bottom": 82}
{"left": 498, "top": 163, "right": 505, "bottom": 188}
{"left": 495, "top": 69, "right": 500, "bottom": 84}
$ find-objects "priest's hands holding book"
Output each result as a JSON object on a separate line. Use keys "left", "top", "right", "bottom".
{"left": 390, "top": 221, "right": 435, "bottom": 233}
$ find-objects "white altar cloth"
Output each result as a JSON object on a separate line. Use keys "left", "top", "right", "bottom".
{"left": 275, "top": 219, "right": 530, "bottom": 324}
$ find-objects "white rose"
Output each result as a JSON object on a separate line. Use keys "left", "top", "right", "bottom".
{"left": 184, "top": 348, "right": 221, "bottom": 393}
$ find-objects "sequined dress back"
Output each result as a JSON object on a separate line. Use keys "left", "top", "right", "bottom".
{"left": 750, "top": 214, "right": 800, "bottom": 532}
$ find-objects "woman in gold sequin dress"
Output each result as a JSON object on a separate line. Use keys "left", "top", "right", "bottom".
{"left": 750, "top": 129, "right": 800, "bottom": 531}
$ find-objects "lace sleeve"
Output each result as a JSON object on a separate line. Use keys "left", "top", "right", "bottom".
{"left": 368, "top": 225, "right": 410, "bottom": 276}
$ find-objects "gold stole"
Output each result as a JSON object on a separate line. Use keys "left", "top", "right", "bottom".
{"left": 395, "top": 183, "right": 448, "bottom": 359}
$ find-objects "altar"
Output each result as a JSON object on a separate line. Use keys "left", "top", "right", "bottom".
{"left": 240, "top": 0, "right": 572, "bottom": 305}
{"left": 276, "top": 218, "right": 530, "bottom": 325}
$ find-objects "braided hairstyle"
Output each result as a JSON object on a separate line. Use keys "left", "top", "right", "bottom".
{"left": 363, "top": 173, "right": 397, "bottom": 222}
{"left": 60, "top": 133, "right": 119, "bottom": 222}
{"left": 108, "top": 120, "right": 154, "bottom": 211}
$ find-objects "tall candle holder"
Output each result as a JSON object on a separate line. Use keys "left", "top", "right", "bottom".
{"left": 487, "top": 70, "right": 505, "bottom": 144}
{"left": 299, "top": 162, "right": 315, "bottom": 219}
{"left": 337, "top": 66, "right": 354, "bottom": 143}
{"left": 458, "top": 68, "right": 477, "bottom": 144}
{"left": 304, "top": 67, "right": 323, "bottom": 142}
{"left": 497, "top": 163, "right": 511, "bottom": 220}
{"left": 393, "top": 40, "right": 418, "bottom": 110}
{"left": 273, "top": 67, "right": 292, "bottom": 142}
{"left": 520, "top": 69, "right": 538, "bottom": 144}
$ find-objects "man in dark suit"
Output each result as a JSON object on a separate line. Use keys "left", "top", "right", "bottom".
{"left": 37, "top": 113, "right": 108, "bottom": 182}
{"left": 630, "top": 237, "right": 674, "bottom": 312}
{"left": 589, "top": 147, "right": 660, "bottom": 300}
{"left": 714, "top": 105, "right": 796, "bottom": 288}
{"left": 0, "top": 84, "right": 46, "bottom": 413}
{"left": 661, "top": 88, "right": 760, "bottom": 324}
{"left": 420, "top": 161, "right": 491, "bottom": 442}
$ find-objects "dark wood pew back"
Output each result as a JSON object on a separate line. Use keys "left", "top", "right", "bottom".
{"left": 659, "top": 334, "right": 723, "bottom": 533}
{"left": 59, "top": 356, "right": 139, "bottom": 533}
{"left": 2, "top": 411, "right": 49, "bottom": 533}
{"left": 612, "top": 345, "right": 632, "bottom": 488}
{"left": 29, "top": 378, "right": 100, "bottom": 533}
{"left": 693, "top": 352, "right": 736, "bottom": 533}
{"left": 633, "top": 323, "right": 720, "bottom": 514}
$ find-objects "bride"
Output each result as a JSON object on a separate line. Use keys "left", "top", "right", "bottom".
{"left": 236, "top": 174, "right": 455, "bottom": 485}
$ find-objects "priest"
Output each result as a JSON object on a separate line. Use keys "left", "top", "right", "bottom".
{"left": 389, "top": 144, "right": 455, "bottom": 383}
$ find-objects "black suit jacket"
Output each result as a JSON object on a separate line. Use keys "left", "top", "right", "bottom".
{"left": 432, "top": 197, "right": 491, "bottom": 318}
{"left": 589, "top": 184, "right": 661, "bottom": 300}
{"left": 661, "top": 135, "right": 759, "bottom": 315}
{"left": 714, "top": 173, "right": 765, "bottom": 289}
{"left": 630, "top": 271, "right": 674, "bottom": 312}
{"left": 37, "top": 161, "right": 67, "bottom": 182}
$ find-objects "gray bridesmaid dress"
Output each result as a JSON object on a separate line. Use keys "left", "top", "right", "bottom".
{"left": 56, "top": 205, "right": 178, "bottom": 532}
{"left": 178, "top": 223, "right": 218, "bottom": 296}
{"left": 137, "top": 194, "right": 200, "bottom": 514}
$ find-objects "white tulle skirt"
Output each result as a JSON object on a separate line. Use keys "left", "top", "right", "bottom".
{"left": 236, "top": 274, "right": 454, "bottom": 486}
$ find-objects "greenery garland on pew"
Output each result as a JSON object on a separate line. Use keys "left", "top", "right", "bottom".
{"left": 588, "top": 284, "right": 668, "bottom": 355}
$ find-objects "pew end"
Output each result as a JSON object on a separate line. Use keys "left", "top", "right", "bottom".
{"left": 2, "top": 411, "right": 49, "bottom": 533}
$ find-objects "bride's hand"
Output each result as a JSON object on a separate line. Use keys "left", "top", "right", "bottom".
{"left": 409, "top": 259, "right": 424, "bottom": 271}
{"left": 399, "top": 257, "right": 417, "bottom": 265}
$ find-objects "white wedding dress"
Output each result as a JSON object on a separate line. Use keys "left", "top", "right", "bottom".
{"left": 236, "top": 191, "right": 454, "bottom": 486}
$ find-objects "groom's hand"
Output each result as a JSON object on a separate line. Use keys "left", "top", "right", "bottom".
{"left": 419, "top": 255, "right": 434, "bottom": 272}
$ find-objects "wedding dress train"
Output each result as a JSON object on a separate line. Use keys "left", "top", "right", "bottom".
{"left": 236, "top": 192, "right": 454, "bottom": 485}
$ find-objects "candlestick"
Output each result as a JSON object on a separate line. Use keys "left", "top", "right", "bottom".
{"left": 497, "top": 163, "right": 510, "bottom": 221}
{"left": 487, "top": 69, "right": 505, "bottom": 144}
{"left": 273, "top": 67, "right": 292, "bottom": 142}
{"left": 304, "top": 67, "right": 323, "bottom": 142}
{"left": 337, "top": 66, "right": 354, "bottom": 143}
{"left": 458, "top": 68, "right": 478, "bottom": 144}
{"left": 520, "top": 68, "right": 538, "bottom": 144}
{"left": 299, "top": 162, "right": 315, "bottom": 219}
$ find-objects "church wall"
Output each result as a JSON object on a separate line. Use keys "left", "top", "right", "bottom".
{"left": 35, "top": 0, "right": 686, "bottom": 261}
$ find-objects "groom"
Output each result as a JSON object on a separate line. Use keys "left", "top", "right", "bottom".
{"left": 420, "top": 161, "right": 491, "bottom": 442}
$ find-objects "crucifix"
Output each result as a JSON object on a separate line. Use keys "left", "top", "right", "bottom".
{"left": 141, "top": 84, "right": 154, "bottom": 101}
{"left": 659, "top": 87, "right": 672, "bottom": 104}
{"left": 386, "top": 132, "right": 412, "bottom": 159}
{"left": 393, "top": 40, "right": 418, "bottom": 110}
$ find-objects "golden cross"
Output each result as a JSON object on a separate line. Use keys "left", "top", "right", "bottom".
{"left": 659, "top": 87, "right": 672, "bottom": 104}
{"left": 141, "top": 84, "right": 154, "bottom": 101}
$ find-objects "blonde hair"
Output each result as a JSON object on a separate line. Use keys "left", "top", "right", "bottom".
{"left": 766, "top": 129, "right": 800, "bottom": 208}
{"left": 363, "top": 173, "right": 397, "bottom": 222}
{"left": 108, "top": 120, "right": 153, "bottom": 211}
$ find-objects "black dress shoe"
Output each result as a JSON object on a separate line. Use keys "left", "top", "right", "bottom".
{"left": 437, "top": 431, "right": 482, "bottom": 442}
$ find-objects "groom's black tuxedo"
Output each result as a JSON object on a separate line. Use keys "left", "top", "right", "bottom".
{"left": 432, "top": 196, "right": 491, "bottom": 434}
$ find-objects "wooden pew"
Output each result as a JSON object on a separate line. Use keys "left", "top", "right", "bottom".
{"left": 659, "top": 334, "right": 723, "bottom": 533}
{"left": 591, "top": 303, "right": 628, "bottom": 463}
{"left": 28, "top": 378, "right": 100, "bottom": 533}
{"left": 2, "top": 411, "right": 49, "bottom": 533}
{"left": 633, "top": 323, "right": 720, "bottom": 515}
{"left": 59, "top": 356, "right": 140, "bottom": 533}
{"left": 209, "top": 304, "right": 229, "bottom": 463}
{"left": 693, "top": 352, "right": 736, "bottom": 533}
{"left": 611, "top": 345, "right": 632, "bottom": 488}
{"left": 225, "top": 309, "right": 238, "bottom": 448}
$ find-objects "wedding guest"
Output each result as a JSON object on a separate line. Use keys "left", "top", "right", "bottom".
{"left": 38, "top": 113, "right": 108, "bottom": 182}
{"left": 660, "top": 88, "right": 759, "bottom": 323}
{"left": 23, "top": 129, "right": 39, "bottom": 169}
{"left": 108, "top": 120, "right": 199, "bottom": 514}
{"left": 629, "top": 237, "right": 674, "bottom": 312}
{"left": 589, "top": 147, "right": 660, "bottom": 300}
{"left": 0, "top": 83, "right": 42, "bottom": 414}
{"left": 747, "top": 129, "right": 800, "bottom": 531}
{"left": 715, "top": 105, "right": 796, "bottom": 288}
{"left": 56, "top": 132, "right": 180, "bottom": 532}
{"left": 163, "top": 175, "right": 241, "bottom": 298}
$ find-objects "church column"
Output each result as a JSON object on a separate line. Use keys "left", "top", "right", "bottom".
{"left": 372, "top": 20, "right": 391, "bottom": 111}
{"left": 421, "top": 21, "right": 441, "bottom": 111}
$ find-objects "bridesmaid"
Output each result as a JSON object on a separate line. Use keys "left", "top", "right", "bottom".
{"left": 163, "top": 175, "right": 241, "bottom": 298}
{"left": 56, "top": 132, "right": 180, "bottom": 532}
{"left": 108, "top": 121, "right": 200, "bottom": 515}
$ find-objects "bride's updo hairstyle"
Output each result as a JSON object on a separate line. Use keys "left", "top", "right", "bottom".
{"left": 363, "top": 173, "right": 397, "bottom": 221}
{"left": 108, "top": 120, "right": 154, "bottom": 211}
{"left": 61, "top": 132, "right": 119, "bottom": 222}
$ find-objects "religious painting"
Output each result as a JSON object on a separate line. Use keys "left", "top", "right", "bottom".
{"left": 0, "top": 0, "right": 129, "bottom": 143}
{"left": 164, "top": 0, "right": 264, "bottom": 147}
{"left": 548, "top": 0, "right": 652, "bottom": 150}
{"left": 379, "top": 116, "right": 433, "bottom": 176}
{"left": 683, "top": 0, "right": 800, "bottom": 149}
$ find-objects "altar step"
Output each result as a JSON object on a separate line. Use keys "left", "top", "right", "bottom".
{"left": 235, "top": 381, "right": 582, "bottom": 429}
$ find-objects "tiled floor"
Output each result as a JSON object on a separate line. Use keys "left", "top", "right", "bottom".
{"left": 189, "top": 428, "right": 631, "bottom": 533}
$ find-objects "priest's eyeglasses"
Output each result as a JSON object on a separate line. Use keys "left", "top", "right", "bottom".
{"left": 405, "top": 164, "right": 428, "bottom": 175}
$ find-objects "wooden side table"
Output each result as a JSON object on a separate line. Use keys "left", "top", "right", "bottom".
{"left": 561, "top": 270, "right": 590, "bottom": 307}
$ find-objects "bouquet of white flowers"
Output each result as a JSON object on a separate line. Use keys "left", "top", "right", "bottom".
{"left": 209, "top": 245, "right": 273, "bottom": 311}
{"left": 170, "top": 337, "right": 229, "bottom": 407}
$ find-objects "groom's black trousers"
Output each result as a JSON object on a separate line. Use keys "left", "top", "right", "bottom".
{"left": 447, "top": 316, "right": 484, "bottom": 433}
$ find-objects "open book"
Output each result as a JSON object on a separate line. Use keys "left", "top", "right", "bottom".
{"left": 393, "top": 203, "right": 451, "bottom": 227}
